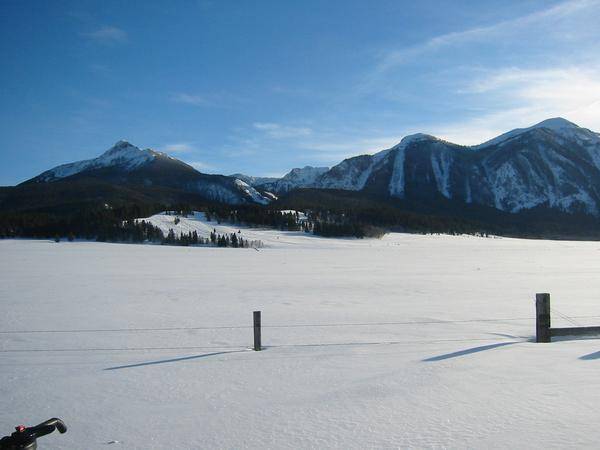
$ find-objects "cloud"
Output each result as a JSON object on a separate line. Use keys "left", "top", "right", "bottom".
{"left": 88, "top": 63, "right": 112, "bottom": 76}
{"left": 188, "top": 161, "right": 215, "bottom": 171}
{"left": 170, "top": 91, "right": 247, "bottom": 108}
{"left": 432, "top": 66, "right": 600, "bottom": 145}
{"left": 352, "top": 0, "right": 600, "bottom": 146}
{"left": 170, "top": 93, "right": 209, "bottom": 106}
{"left": 159, "top": 143, "right": 216, "bottom": 172}
{"left": 229, "top": 120, "right": 406, "bottom": 166}
{"left": 270, "top": 85, "right": 313, "bottom": 97}
{"left": 252, "top": 122, "right": 313, "bottom": 138}
{"left": 375, "top": 0, "right": 598, "bottom": 73}
{"left": 305, "top": 135, "right": 400, "bottom": 154}
{"left": 162, "top": 142, "right": 195, "bottom": 154}
{"left": 84, "top": 26, "right": 127, "bottom": 43}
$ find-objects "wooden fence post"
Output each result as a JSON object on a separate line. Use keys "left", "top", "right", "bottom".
{"left": 536, "top": 293, "right": 551, "bottom": 343}
{"left": 253, "top": 311, "right": 262, "bottom": 351}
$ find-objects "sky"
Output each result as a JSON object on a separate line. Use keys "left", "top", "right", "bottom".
{"left": 2, "top": 0, "right": 600, "bottom": 185}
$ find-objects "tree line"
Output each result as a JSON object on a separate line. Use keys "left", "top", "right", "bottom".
{"left": 0, "top": 204, "right": 266, "bottom": 247}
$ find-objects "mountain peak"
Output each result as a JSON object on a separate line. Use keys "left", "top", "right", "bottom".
{"left": 532, "top": 117, "right": 579, "bottom": 131}
{"left": 31, "top": 141, "right": 157, "bottom": 182}
{"left": 105, "top": 139, "right": 134, "bottom": 151}
{"left": 476, "top": 117, "right": 589, "bottom": 148}
{"left": 254, "top": 165, "right": 329, "bottom": 193}
{"left": 102, "top": 140, "right": 144, "bottom": 156}
{"left": 96, "top": 141, "right": 155, "bottom": 167}
{"left": 391, "top": 133, "right": 438, "bottom": 150}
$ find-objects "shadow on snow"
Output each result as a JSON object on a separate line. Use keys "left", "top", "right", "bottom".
{"left": 104, "top": 350, "right": 247, "bottom": 370}
{"left": 579, "top": 351, "right": 600, "bottom": 360}
{"left": 423, "top": 342, "right": 518, "bottom": 362}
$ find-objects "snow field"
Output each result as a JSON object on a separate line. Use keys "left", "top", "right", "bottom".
{"left": 2, "top": 234, "right": 600, "bottom": 449}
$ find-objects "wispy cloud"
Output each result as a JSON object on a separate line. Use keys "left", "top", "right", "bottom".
{"left": 298, "top": 135, "right": 404, "bottom": 163}
{"left": 88, "top": 63, "right": 112, "bottom": 76}
{"left": 353, "top": 0, "right": 600, "bottom": 146}
{"left": 170, "top": 91, "right": 247, "bottom": 108}
{"left": 270, "top": 85, "right": 313, "bottom": 97}
{"left": 170, "top": 93, "right": 209, "bottom": 106}
{"left": 433, "top": 66, "right": 600, "bottom": 144}
{"left": 84, "top": 26, "right": 127, "bottom": 44}
{"left": 252, "top": 122, "right": 313, "bottom": 138}
{"left": 188, "top": 161, "right": 215, "bottom": 172}
{"left": 162, "top": 142, "right": 196, "bottom": 154}
{"left": 160, "top": 143, "right": 216, "bottom": 172}
{"left": 375, "top": 0, "right": 598, "bottom": 73}
{"left": 226, "top": 120, "right": 406, "bottom": 168}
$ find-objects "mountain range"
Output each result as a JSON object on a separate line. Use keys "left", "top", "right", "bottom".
{"left": 3, "top": 117, "right": 600, "bottom": 229}
{"left": 243, "top": 118, "right": 600, "bottom": 217}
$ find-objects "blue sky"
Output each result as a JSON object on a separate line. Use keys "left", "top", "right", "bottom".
{"left": 2, "top": 0, "right": 600, "bottom": 185}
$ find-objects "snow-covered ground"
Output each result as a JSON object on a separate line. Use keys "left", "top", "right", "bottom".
{"left": 138, "top": 211, "right": 324, "bottom": 247}
{"left": 2, "top": 234, "right": 600, "bottom": 449}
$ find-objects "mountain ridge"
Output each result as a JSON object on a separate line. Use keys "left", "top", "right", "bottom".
{"left": 21, "top": 140, "right": 271, "bottom": 206}
{"left": 6, "top": 117, "right": 600, "bottom": 221}
{"left": 248, "top": 117, "right": 600, "bottom": 216}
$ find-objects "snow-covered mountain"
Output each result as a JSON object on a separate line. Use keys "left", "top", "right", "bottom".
{"left": 256, "top": 166, "right": 329, "bottom": 193}
{"left": 15, "top": 117, "right": 600, "bottom": 217}
{"left": 25, "top": 141, "right": 270, "bottom": 205}
{"left": 228, "top": 173, "right": 278, "bottom": 187}
{"left": 31, "top": 141, "right": 160, "bottom": 182}
{"left": 256, "top": 118, "right": 600, "bottom": 216}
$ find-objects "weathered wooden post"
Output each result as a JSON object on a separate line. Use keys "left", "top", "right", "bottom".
{"left": 536, "top": 293, "right": 551, "bottom": 343}
{"left": 253, "top": 310, "right": 262, "bottom": 351}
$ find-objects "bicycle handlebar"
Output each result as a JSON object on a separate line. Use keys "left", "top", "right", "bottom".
{"left": 0, "top": 418, "right": 67, "bottom": 450}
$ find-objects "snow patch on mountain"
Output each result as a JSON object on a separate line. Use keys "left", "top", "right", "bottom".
{"left": 257, "top": 166, "right": 329, "bottom": 193}
{"left": 318, "top": 150, "right": 392, "bottom": 191}
{"left": 192, "top": 181, "right": 248, "bottom": 205}
{"left": 538, "top": 146, "right": 598, "bottom": 215}
{"left": 387, "top": 134, "right": 437, "bottom": 198}
{"left": 229, "top": 173, "right": 278, "bottom": 187}
{"left": 431, "top": 150, "right": 453, "bottom": 198}
{"left": 487, "top": 162, "right": 530, "bottom": 211}
{"left": 234, "top": 179, "right": 270, "bottom": 205}
{"left": 388, "top": 148, "right": 406, "bottom": 198}
{"left": 281, "top": 166, "right": 329, "bottom": 185}
{"left": 464, "top": 177, "right": 472, "bottom": 203}
{"left": 262, "top": 191, "right": 278, "bottom": 201}
{"left": 186, "top": 179, "right": 270, "bottom": 205}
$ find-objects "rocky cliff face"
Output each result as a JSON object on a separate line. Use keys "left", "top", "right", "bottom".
{"left": 262, "top": 118, "right": 600, "bottom": 216}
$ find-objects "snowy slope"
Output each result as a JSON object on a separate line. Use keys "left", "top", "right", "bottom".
{"left": 233, "top": 179, "right": 270, "bottom": 205}
{"left": 31, "top": 141, "right": 160, "bottom": 182}
{"left": 138, "top": 211, "right": 327, "bottom": 248}
{"left": 229, "top": 173, "right": 278, "bottom": 187}
{"left": 317, "top": 148, "right": 393, "bottom": 191}
{"left": 138, "top": 211, "right": 261, "bottom": 242}
{"left": 25, "top": 141, "right": 273, "bottom": 206}
{"left": 475, "top": 117, "right": 600, "bottom": 149}
{"left": 3, "top": 236, "right": 600, "bottom": 449}
{"left": 256, "top": 166, "right": 329, "bottom": 193}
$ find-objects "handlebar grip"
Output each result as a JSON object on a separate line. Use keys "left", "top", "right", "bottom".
{"left": 28, "top": 425, "right": 54, "bottom": 439}
{"left": 33, "top": 419, "right": 67, "bottom": 435}
{"left": 0, "top": 418, "right": 67, "bottom": 450}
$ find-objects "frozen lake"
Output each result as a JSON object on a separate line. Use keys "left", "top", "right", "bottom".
{"left": 2, "top": 233, "right": 600, "bottom": 449}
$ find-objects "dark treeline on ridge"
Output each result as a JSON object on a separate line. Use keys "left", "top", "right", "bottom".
{"left": 2, "top": 187, "right": 600, "bottom": 243}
